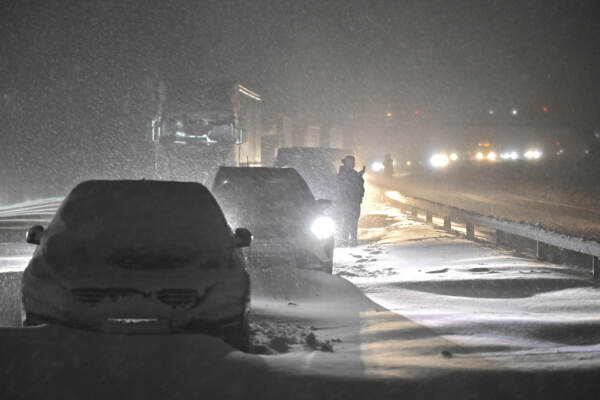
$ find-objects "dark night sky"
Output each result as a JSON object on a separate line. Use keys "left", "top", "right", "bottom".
{"left": 1, "top": 0, "right": 599, "bottom": 199}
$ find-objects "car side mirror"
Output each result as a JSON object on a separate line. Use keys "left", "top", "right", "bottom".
{"left": 315, "top": 199, "right": 332, "bottom": 211}
{"left": 26, "top": 225, "right": 44, "bottom": 245}
{"left": 234, "top": 228, "right": 252, "bottom": 248}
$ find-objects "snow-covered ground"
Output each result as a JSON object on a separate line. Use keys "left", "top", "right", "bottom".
{"left": 336, "top": 189, "right": 600, "bottom": 373}
{"left": 1, "top": 189, "right": 600, "bottom": 398}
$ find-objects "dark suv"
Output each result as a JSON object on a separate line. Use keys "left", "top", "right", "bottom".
{"left": 212, "top": 167, "right": 334, "bottom": 273}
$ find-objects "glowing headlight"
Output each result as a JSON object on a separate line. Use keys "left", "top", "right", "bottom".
{"left": 429, "top": 153, "right": 449, "bottom": 168}
{"left": 371, "top": 162, "right": 384, "bottom": 172}
{"left": 475, "top": 152, "right": 484, "bottom": 160}
{"left": 311, "top": 216, "right": 335, "bottom": 239}
{"left": 487, "top": 151, "right": 497, "bottom": 161}
{"left": 524, "top": 149, "right": 542, "bottom": 160}
{"left": 501, "top": 151, "right": 519, "bottom": 160}
{"left": 449, "top": 153, "right": 458, "bottom": 161}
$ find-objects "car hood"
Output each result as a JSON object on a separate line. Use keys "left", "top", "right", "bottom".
{"left": 27, "top": 249, "right": 243, "bottom": 293}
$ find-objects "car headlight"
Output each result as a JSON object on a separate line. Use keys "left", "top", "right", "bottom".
{"left": 371, "top": 161, "right": 384, "bottom": 172}
{"left": 429, "top": 153, "right": 449, "bottom": 168}
{"left": 311, "top": 216, "right": 335, "bottom": 239}
{"left": 524, "top": 149, "right": 542, "bottom": 160}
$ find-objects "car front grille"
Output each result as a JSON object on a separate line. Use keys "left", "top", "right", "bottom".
{"left": 156, "top": 289, "right": 199, "bottom": 309}
{"left": 71, "top": 288, "right": 199, "bottom": 309}
{"left": 71, "top": 288, "right": 143, "bottom": 306}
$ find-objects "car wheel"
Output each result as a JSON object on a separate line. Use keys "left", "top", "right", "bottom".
{"left": 21, "top": 310, "right": 46, "bottom": 327}
{"left": 321, "top": 259, "right": 333, "bottom": 274}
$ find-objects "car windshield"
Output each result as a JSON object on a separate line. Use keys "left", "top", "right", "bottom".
{"left": 213, "top": 169, "right": 315, "bottom": 236}
{"left": 44, "top": 180, "right": 232, "bottom": 270}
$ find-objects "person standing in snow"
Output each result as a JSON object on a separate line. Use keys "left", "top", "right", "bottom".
{"left": 383, "top": 154, "right": 394, "bottom": 178}
{"left": 337, "top": 155, "right": 365, "bottom": 247}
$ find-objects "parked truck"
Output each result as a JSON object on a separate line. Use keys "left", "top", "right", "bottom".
{"left": 151, "top": 80, "right": 264, "bottom": 184}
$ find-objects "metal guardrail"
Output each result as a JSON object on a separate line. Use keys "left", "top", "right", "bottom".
{"left": 0, "top": 198, "right": 61, "bottom": 242}
{"left": 372, "top": 179, "right": 600, "bottom": 280}
{"left": 0, "top": 198, "right": 62, "bottom": 218}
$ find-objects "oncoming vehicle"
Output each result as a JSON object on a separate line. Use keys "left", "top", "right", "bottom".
{"left": 212, "top": 167, "right": 335, "bottom": 273}
{"left": 21, "top": 180, "right": 252, "bottom": 350}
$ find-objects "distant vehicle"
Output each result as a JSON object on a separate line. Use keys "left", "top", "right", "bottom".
{"left": 212, "top": 167, "right": 335, "bottom": 273}
{"left": 274, "top": 147, "right": 339, "bottom": 202}
{"left": 368, "top": 155, "right": 395, "bottom": 176}
{"left": 151, "top": 80, "right": 265, "bottom": 184}
{"left": 274, "top": 147, "right": 353, "bottom": 244}
{"left": 21, "top": 180, "right": 252, "bottom": 350}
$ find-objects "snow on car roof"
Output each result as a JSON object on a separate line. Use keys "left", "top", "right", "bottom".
{"left": 43, "top": 180, "right": 234, "bottom": 270}
{"left": 213, "top": 167, "right": 311, "bottom": 193}
{"left": 212, "top": 168, "right": 316, "bottom": 233}
{"left": 59, "top": 180, "right": 225, "bottom": 222}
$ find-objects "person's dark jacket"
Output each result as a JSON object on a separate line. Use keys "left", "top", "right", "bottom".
{"left": 337, "top": 166, "right": 364, "bottom": 205}
{"left": 383, "top": 158, "right": 393, "bottom": 176}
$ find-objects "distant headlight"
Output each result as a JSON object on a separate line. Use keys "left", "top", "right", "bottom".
{"left": 500, "top": 151, "right": 519, "bottom": 160}
{"left": 311, "top": 216, "right": 335, "bottom": 239}
{"left": 524, "top": 149, "right": 542, "bottom": 160}
{"left": 449, "top": 153, "right": 458, "bottom": 161}
{"left": 487, "top": 151, "right": 497, "bottom": 161}
{"left": 430, "top": 153, "right": 449, "bottom": 168}
{"left": 371, "top": 162, "right": 384, "bottom": 172}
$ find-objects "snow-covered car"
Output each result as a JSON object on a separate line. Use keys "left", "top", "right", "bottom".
{"left": 212, "top": 167, "right": 335, "bottom": 273}
{"left": 21, "top": 180, "right": 252, "bottom": 350}
{"left": 274, "top": 147, "right": 339, "bottom": 202}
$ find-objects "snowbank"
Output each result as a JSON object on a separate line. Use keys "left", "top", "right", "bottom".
{"left": 3, "top": 263, "right": 600, "bottom": 399}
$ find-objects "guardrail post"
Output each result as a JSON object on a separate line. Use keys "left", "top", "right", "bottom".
{"left": 496, "top": 229, "right": 505, "bottom": 245}
{"left": 426, "top": 211, "right": 432, "bottom": 224}
{"left": 536, "top": 241, "right": 549, "bottom": 262}
{"left": 466, "top": 222, "right": 475, "bottom": 239}
{"left": 594, "top": 256, "right": 599, "bottom": 281}
{"left": 443, "top": 216, "right": 452, "bottom": 231}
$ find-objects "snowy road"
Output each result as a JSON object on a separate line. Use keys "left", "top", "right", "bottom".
{"left": 336, "top": 188, "right": 600, "bottom": 371}
{"left": 379, "top": 167, "right": 600, "bottom": 241}
{"left": 1, "top": 191, "right": 600, "bottom": 398}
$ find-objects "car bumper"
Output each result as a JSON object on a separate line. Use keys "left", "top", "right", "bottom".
{"left": 21, "top": 267, "right": 249, "bottom": 334}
